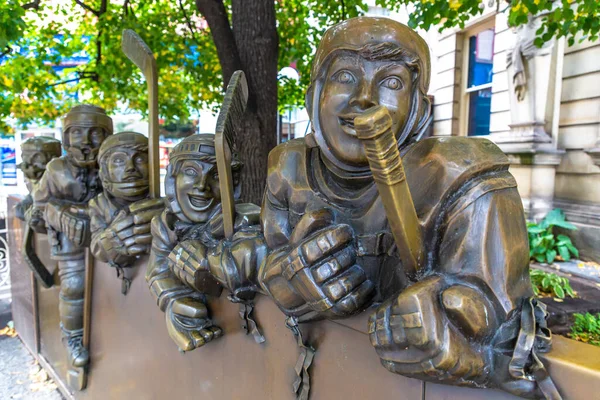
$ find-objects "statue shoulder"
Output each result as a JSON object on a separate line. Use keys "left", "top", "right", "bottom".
{"left": 267, "top": 139, "right": 308, "bottom": 173}
{"left": 44, "top": 156, "right": 69, "bottom": 179}
{"left": 404, "top": 137, "right": 512, "bottom": 218}
{"left": 405, "top": 137, "right": 508, "bottom": 181}
{"left": 266, "top": 138, "right": 309, "bottom": 192}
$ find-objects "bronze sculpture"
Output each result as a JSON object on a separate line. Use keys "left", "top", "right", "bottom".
{"left": 258, "top": 17, "right": 559, "bottom": 399}
{"left": 29, "top": 104, "right": 112, "bottom": 377}
{"left": 89, "top": 132, "right": 163, "bottom": 294}
{"left": 15, "top": 136, "right": 62, "bottom": 221}
{"left": 146, "top": 133, "right": 266, "bottom": 352}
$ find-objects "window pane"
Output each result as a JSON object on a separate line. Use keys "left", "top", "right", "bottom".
{"left": 467, "top": 87, "right": 492, "bottom": 136}
{"left": 467, "top": 29, "right": 495, "bottom": 88}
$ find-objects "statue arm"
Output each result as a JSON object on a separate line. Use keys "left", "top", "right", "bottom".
{"left": 147, "top": 211, "right": 223, "bottom": 351}
{"left": 437, "top": 184, "right": 532, "bottom": 321}
{"left": 29, "top": 168, "right": 55, "bottom": 231}
{"left": 146, "top": 211, "right": 195, "bottom": 311}
{"left": 370, "top": 178, "right": 536, "bottom": 391}
{"left": 433, "top": 184, "right": 545, "bottom": 395}
{"left": 89, "top": 196, "right": 110, "bottom": 263}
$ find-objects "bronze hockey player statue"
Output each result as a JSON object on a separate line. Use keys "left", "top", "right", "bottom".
{"left": 16, "top": 136, "right": 61, "bottom": 221}
{"left": 30, "top": 104, "right": 112, "bottom": 376}
{"left": 258, "top": 17, "right": 559, "bottom": 399}
{"left": 89, "top": 132, "right": 163, "bottom": 294}
{"left": 147, "top": 134, "right": 266, "bottom": 352}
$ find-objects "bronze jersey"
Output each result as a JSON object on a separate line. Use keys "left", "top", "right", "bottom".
{"left": 33, "top": 156, "right": 101, "bottom": 207}
{"left": 262, "top": 136, "right": 531, "bottom": 315}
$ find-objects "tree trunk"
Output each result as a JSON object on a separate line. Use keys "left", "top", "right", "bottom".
{"left": 196, "top": 0, "right": 278, "bottom": 205}
{"left": 231, "top": 0, "right": 278, "bottom": 205}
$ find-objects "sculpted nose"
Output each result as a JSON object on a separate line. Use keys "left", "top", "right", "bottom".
{"left": 194, "top": 173, "right": 208, "bottom": 191}
{"left": 125, "top": 158, "right": 136, "bottom": 172}
{"left": 349, "top": 81, "right": 377, "bottom": 110}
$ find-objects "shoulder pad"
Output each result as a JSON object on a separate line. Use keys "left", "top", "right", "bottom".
{"left": 403, "top": 137, "right": 510, "bottom": 223}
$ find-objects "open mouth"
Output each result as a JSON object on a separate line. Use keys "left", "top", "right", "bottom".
{"left": 188, "top": 194, "right": 214, "bottom": 211}
{"left": 123, "top": 175, "right": 142, "bottom": 182}
{"left": 339, "top": 116, "right": 357, "bottom": 136}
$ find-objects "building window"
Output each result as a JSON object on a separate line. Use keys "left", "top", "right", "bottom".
{"left": 464, "top": 27, "right": 495, "bottom": 136}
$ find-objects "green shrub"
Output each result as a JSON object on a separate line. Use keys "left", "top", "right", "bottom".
{"left": 570, "top": 313, "right": 600, "bottom": 347}
{"left": 528, "top": 209, "right": 579, "bottom": 263}
{"left": 529, "top": 269, "right": 575, "bottom": 299}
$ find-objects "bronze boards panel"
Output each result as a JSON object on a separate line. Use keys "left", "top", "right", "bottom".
{"left": 78, "top": 257, "right": 423, "bottom": 400}
{"left": 35, "top": 231, "right": 71, "bottom": 389}
{"left": 7, "top": 195, "right": 36, "bottom": 355}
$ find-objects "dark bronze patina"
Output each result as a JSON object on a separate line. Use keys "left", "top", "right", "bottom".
{"left": 29, "top": 104, "right": 113, "bottom": 389}
{"left": 146, "top": 132, "right": 267, "bottom": 352}
{"left": 16, "top": 136, "right": 62, "bottom": 221}
{"left": 258, "top": 16, "right": 560, "bottom": 400}
{"left": 18, "top": 136, "right": 62, "bottom": 288}
{"left": 89, "top": 132, "right": 163, "bottom": 294}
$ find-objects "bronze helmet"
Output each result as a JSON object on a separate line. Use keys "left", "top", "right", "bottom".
{"left": 164, "top": 133, "right": 242, "bottom": 223}
{"left": 19, "top": 136, "right": 62, "bottom": 181}
{"left": 98, "top": 131, "right": 149, "bottom": 201}
{"left": 62, "top": 104, "right": 114, "bottom": 168}
{"left": 305, "top": 16, "right": 432, "bottom": 171}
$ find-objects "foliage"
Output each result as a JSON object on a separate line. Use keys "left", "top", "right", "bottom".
{"left": 529, "top": 268, "right": 575, "bottom": 299}
{"left": 386, "top": 0, "right": 599, "bottom": 48}
{"left": 528, "top": 209, "right": 579, "bottom": 264}
{"left": 1, "top": 0, "right": 598, "bottom": 129}
{"left": 570, "top": 313, "right": 600, "bottom": 347}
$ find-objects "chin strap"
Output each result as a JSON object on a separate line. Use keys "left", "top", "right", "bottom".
{"left": 285, "top": 316, "right": 315, "bottom": 400}
{"left": 229, "top": 295, "right": 266, "bottom": 344}
{"left": 109, "top": 261, "right": 132, "bottom": 295}
{"left": 508, "top": 298, "right": 562, "bottom": 400}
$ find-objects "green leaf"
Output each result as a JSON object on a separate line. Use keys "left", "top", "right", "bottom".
{"left": 546, "top": 249, "right": 557, "bottom": 264}
{"left": 556, "top": 234, "right": 573, "bottom": 245}
{"left": 535, "top": 254, "right": 546, "bottom": 263}
{"left": 565, "top": 283, "right": 575, "bottom": 298}
{"left": 566, "top": 243, "right": 580, "bottom": 258}
{"left": 554, "top": 285, "right": 565, "bottom": 299}
{"left": 558, "top": 245, "right": 571, "bottom": 261}
{"left": 528, "top": 226, "right": 546, "bottom": 234}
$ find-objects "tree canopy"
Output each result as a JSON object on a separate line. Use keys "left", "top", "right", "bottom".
{"left": 1, "top": 0, "right": 598, "bottom": 135}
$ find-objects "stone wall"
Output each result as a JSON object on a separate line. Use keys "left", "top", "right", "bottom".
{"left": 427, "top": 6, "right": 600, "bottom": 261}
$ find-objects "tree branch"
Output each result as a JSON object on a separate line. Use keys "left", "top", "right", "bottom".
{"left": 0, "top": 46, "right": 12, "bottom": 59}
{"left": 22, "top": 0, "right": 41, "bottom": 10}
{"left": 195, "top": 0, "right": 242, "bottom": 89}
{"left": 73, "top": 0, "right": 99, "bottom": 17}
{"left": 178, "top": 0, "right": 199, "bottom": 44}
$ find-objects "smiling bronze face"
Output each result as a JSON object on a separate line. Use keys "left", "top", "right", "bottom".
{"left": 175, "top": 159, "right": 221, "bottom": 224}
{"left": 319, "top": 54, "right": 414, "bottom": 167}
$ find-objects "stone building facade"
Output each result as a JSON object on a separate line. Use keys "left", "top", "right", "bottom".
{"left": 424, "top": 4, "right": 600, "bottom": 261}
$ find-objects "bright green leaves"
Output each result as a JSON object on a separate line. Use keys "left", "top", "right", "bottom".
{"left": 529, "top": 268, "right": 576, "bottom": 299}
{"left": 571, "top": 313, "right": 600, "bottom": 347}
{"left": 528, "top": 209, "right": 579, "bottom": 264}
{"left": 2, "top": 0, "right": 598, "bottom": 131}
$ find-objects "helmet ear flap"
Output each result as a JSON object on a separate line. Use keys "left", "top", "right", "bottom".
{"left": 412, "top": 93, "right": 432, "bottom": 142}
{"left": 62, "top": 127, "right": 70, "bottom": 150}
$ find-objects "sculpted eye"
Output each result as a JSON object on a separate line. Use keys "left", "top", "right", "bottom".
{"left": 212, "top": 171, "right": 219, "bottom": 181}
{"left": 135, "top": 156, "right": 145, "bottom": 164}
{"left": 184, "top": 168, "right": 198, "bottom": 177}
{"left": 381, "top": 76, "right": 403, "bottom": 91}
{"left": 113, "top": 156, "right": 125, "bottom": 165}
{"left": 333, "top": 70, "right": 355, "bottom": 84}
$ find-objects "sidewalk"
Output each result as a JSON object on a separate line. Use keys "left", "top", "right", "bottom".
{"left": 0, "top": 298, "right": 63, "bottom": 400}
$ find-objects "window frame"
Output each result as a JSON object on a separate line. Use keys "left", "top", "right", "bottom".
{"left": 458, "top": 18, "right": 496, "bottom": 137}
